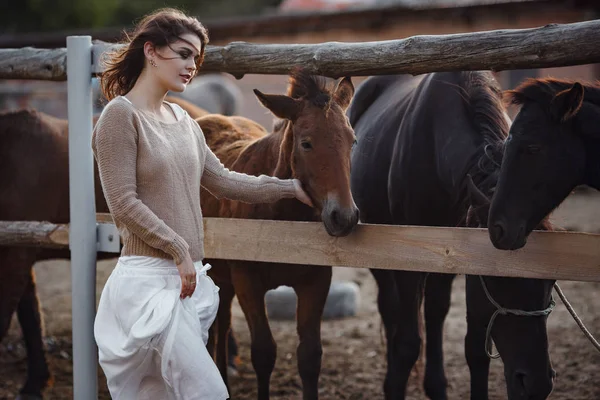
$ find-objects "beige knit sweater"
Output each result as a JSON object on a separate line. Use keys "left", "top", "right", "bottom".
{"left": 92, "top": 96, "right": 296, "bottom": 264}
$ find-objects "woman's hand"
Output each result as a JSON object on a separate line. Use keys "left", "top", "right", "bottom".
{"left": 176, "top": 252, "right": 196, "bottom": 299}
{"left": 292, "top": 179, "right": 314, "bottom": 207}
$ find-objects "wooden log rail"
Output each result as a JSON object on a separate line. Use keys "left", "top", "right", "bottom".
{"left": 1, "top": 19, "right": 600, "bottom": 80}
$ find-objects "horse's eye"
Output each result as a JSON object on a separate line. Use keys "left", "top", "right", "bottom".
{"left": 526, "top": 144, "right": 542, "bottom": 154}
{"left": 301, "top": 141, "right": 313, "bottom": 150}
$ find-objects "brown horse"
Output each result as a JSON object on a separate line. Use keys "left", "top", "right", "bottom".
{"left": 0, "top": 95, "right": 212, "bottom": 400}
{"left": 0, "top": 110, "right": 107, "bottom": 400}
{"left": 164, "top": 95, "right": 210, "bottom": 119}
{"left": 197, "top": 68, "right": 359, "bottom": 400}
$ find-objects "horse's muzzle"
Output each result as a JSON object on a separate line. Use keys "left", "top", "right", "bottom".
{"left": 321, "top": 198, "right": 359, "bottom": 237}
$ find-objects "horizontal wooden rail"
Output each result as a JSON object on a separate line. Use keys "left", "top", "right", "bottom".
{"left": 1, "top": 19, "right": 600, "bottom": 80}
{"left": 0, "top": 220, "right": 70, "bottom": 248}
{"left": 1, "top": 214, "right": 599, "bottom": 282}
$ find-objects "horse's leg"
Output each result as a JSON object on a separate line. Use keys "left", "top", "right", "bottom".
{"left": 293, "top": 266, "right": 332, "bottom": 400}
{"left": 423, "top": 273, "right": 455, "bottom": 400}
{"left": 17, "top": 267, "right": 52, "bottom": 399}
{"left": 207, "top": 321, "right": 217, "bottom": 359}
{"left": 215, "top": 282, "right": 236, "bottom": 389}
{"left": 231, "top": 265, "right": 274, "bottom": 400}
{"left": 465, "top": 275, "right": 490, "bottom": 400}
{"left": 370, "top": 268, "right": 401, "bottom": 398}
{"left": 227, "top": 326, "right": 240, "bottom": 374}
{"left": 388, "top": 270, "right": 427, "bottom": 400}
{"left": 0, "top": 248, "right": 48, "bottom": 399}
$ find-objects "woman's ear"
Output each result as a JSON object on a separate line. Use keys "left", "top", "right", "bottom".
{"left": 143, "top": 41, "right": 156, "bottom": 61}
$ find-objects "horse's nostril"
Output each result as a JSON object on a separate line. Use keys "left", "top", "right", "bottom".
{"left": 518, "top": 223, "right": 526, "bottom": 239}
{"left": 331, "top": 209, "right": 340, "bottom": 226}
{"left": 492, "top": 222, "right": 505, "bottom": 241}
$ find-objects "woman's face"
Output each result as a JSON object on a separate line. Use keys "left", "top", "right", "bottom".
{"left": 147, "top": 33, "right": 202, "bottom": 93}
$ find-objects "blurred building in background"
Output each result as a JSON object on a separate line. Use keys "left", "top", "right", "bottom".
{"left": 1, "top": 0, "right": 599, "bottom": 127}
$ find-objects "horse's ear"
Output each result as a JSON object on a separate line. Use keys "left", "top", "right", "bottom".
{"left": 575, "top": 102, "right": 600, "bottom": 139}
{"left": 503, "top": 89, "right": 526, "bottom": 107}
{"left": 333, "top": 76, "right": 354, "bottom": 111}
{"left": 551, "top": 82, "right": 584, "bottom": 122}
{"left": 253, "top": 89, "right": 301, "bottom": 120}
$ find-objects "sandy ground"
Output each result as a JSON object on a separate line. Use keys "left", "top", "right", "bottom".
{"left": 1, "top": 190, "right": 599, "bottom": 400}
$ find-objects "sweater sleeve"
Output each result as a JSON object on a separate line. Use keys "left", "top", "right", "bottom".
{"left": 92, "top": 101, "right": 189, "bottom": 264}
{"left": 196, "top": 125, "right": 297, "bottom": 203}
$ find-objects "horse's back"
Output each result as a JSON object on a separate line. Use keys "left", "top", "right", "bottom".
{"left": 349, "top": 74, "right": 423, "bottom": 224}
{"left": 165, "top": 95, "right": 209, "bottom": 119}
{"left": 196, "top": 114, "right": 267, "bottom": 165}
{"left": 0, "top": 109, "right": 70, "bottom": 222}
{"left": 196, "top": 114, "right": 270, "bottom": 217}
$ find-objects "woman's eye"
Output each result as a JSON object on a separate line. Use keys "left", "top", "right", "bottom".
{"left": 180, "top": 52, "right": 191, "bottom": 59}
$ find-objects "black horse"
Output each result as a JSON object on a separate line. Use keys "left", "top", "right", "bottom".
{"left": 349, "top": 71, "right": 556, "bottom": 400}
{"left": 489, "top": 77, "right": 600, "bottom": 250}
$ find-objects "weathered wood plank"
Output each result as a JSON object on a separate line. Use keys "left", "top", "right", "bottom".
{"left": 96, "top": 213, "right": 114, "bottom": 224}
{"left": 196, "top": 19, "right": 600, "bottom": 78}
{"left": 2, "top": 217, "right": 599, "bottom": 282}
{"left": 202, "top": 218, "right": 600, "bottom": 282}
{"left": 2, "top": 19, "right": 600, "bottom": 81}
{"left": 0, "top": 221, "right": 70, "bottom": 248}
{"left": 0, "top": 47, "right": 67, "bottom": 80}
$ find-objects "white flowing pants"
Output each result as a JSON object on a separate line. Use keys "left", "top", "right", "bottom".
{"left": 94, "top": 256, "right": 229, "bottom": 400}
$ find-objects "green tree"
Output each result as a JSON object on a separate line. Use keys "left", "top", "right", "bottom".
{"left": 0, "top": 0, "right": 284, "bottom": 34}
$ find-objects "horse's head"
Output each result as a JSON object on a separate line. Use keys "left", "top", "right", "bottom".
{"left": 489, "top": 79, "right": 597, "bottom": 250}
{"left": 466, "top": 274, "right": 556, "bottom": 400}
{"left": 253, "top": 68, "right": 359, "bottom": 237}
{"left": 466, "top": 176, "right": 556, "bottom": 400}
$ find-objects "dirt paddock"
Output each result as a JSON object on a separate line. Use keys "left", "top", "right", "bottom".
{"left": 1, "top": 191, "right": 599, "bottom": 400}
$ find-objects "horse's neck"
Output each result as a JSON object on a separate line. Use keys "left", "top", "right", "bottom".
{"left": 578, "top": 104, "right": 600, "bottom": 191}
{"left": 584, "top": 140, "right": 600, "bottom": 190}
{"left": 267, "top": 120, "right": 294, "bottom": 179}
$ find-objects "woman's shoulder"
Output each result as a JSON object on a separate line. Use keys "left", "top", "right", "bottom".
{"left": 96, "top": 96, "right": 138, "bottom": 126}
{"left": 102, "top": 96, "right": 137, "bottom": 116}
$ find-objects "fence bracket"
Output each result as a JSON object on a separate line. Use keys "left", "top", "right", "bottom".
{"left": 96, "top": 222, "right": 120, "bottom": 253}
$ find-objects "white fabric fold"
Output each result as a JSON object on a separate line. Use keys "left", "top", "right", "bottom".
{"left": 94, "top": 256, "right": 228, "bottom": 399}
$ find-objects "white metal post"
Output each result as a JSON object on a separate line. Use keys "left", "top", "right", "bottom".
{"left": 67, "top": 35, "right": 97, "bottom": 400}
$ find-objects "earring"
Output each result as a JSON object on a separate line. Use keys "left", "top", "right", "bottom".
{"left": 149, "top": 59, "right": 157, "bottom": 67}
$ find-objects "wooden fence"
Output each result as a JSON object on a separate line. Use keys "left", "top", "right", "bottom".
{"left": 0, "top": 19, "right": 599, "bottom": 281}
{"left": 2, "top": 19, "right": 600, "bottom": 399}
{"left": 1, "top": 214, "right": 599, "bottom": 282}
{"left": 1, "top": 19, "right": 600, "bottom": 80}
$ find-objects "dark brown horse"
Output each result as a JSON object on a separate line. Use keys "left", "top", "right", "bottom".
{"left": 0, "top": 110, "right": 109, "bottom": 400}
{"left": 489, "top": 78, "right": 600, "bottom": 250}
{"left": 349, "top": 71, "right": 556, "bottom": 400}
{"left": 197, "top": 68, "right": 359, "bottom": 400}
{"left": 0, "top": 95, "right": 213, "bottom": 400}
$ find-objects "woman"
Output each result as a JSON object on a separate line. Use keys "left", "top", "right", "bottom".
{"left": 92, "top": 8, "right": 312, "bottom": 399}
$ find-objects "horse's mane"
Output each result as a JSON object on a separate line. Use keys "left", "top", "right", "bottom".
{"left": 271, "top": 67, "right": 337, "bottom": 134}
{"left": 459, "top": 71, "right": 510, "bottom": 199}
{"left": 460, "top": 71, "right": 510, "bottom": 146}
{"left": 448, "top": 71, "right": 509, "bottom": 226}
{"left": 504, "top": 77, "right": 600, "bottom": 108}
{"left": 287, "top": 67, "right": 334, "bottom": 109}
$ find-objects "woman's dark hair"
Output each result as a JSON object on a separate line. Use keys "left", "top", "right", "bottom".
{"left": 100, "top": 8, "right": 209, "bottom": 101}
